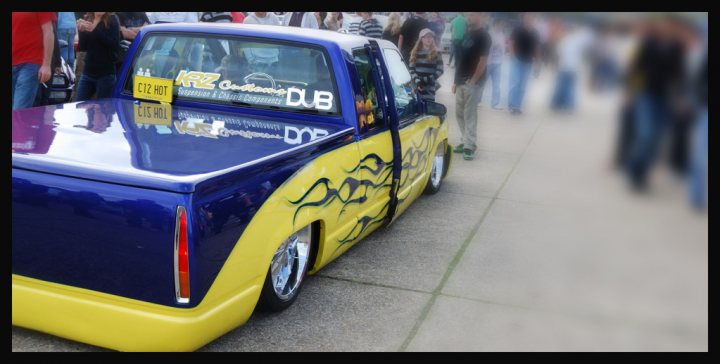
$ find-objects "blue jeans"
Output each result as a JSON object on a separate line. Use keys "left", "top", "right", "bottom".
{"left": 75, "top": 73, "right": 117, "bottom": 101}
{"left": 625, "top": 92, "right": 669, "bottom": 188}
{"left": 57, "top": 28, "right": 76, "bottom": 67}
{"left": 508, "top": 58, "right": 532, "bottom": 111}
{"left": 551, "top": 70, "right": 577, "bottom": 110}
{"left": 487, "top": 63, "right": 502, "bottom": 108}
{"left": 689, "top": 107, "right": 708, "bottom": 209}
{"left": 12, "top": 63, "right": 41, "bottom": 110}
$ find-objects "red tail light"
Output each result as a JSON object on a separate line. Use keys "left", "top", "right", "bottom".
{"left": 174, "top": 206, "right": 190, "bottom": 303}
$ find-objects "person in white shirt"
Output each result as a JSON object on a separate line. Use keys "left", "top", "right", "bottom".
{"left": 281, "top": 12, "right": 318, "bottom": 29}
{"left": 550, "top": 23, "right": 592, "bottom": 112}
{"left": 485, "top": 18, "right": 507, "bottom": 109}
{"left": 147, "top": 12, "right": 198, "bottom": 24}
{"left": 244, "top": 12, "right": 281, "bottom": 26}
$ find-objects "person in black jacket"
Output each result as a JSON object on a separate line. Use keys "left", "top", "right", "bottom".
{"left": 624, "top": 16, "right": 684, "bottom": 191}
{"left": 398, "top": 12, "right": 430, "bottom": 62}
{"left": 75, "top": 12, "right": 120, "bottom": 100}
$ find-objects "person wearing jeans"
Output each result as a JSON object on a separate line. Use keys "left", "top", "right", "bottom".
{"left": 486, "top": 63, "right": 502, "bottom": 108}
{"left": 57, "top": 12, "right": 76, "bottom": 68}
{"left": 626, "top": 91, "right": 669, "bottom": 190}
{"left": 12, "top": 63, "right": 42, "bottom": 110}
{"left": 624, "top": 17, "right": 685, "bottom": 191}
{"left": 550, "top": 24, "right": 591, "bottom": 112}
{"left": 689, "top": 53, "right": 707, "bottom": 210}
{"left": 12, "top": 12, "right": 56, "bottom": 110}
{"left": 75, "top": 73, "right": 117, "bottom": 101}
{"left": 507, "top": 58, "right": 532, "bottom": 113}
{"left": 485, "top": 19, "right": 506, "bottom": 109}
{"left": 550, "top": 70, "right": 577, "bottom": 111}
{"left": 75, "top": 12, "right": 120, "bottom": 100}
{"left": 689, "top": 107, "right": 707, "bottom": 210}
{"left": 507, "top": 13, "right": 539, "bottom": 115}
{"left": 452, "top": 12, "right": 491, "bottom": 161}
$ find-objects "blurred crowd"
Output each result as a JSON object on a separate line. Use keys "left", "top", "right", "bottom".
{"left": 11, "top": 12, "right": 708, "bottom": 210}
{"left": 611, "top": 15, "right": 708, "bottom": 211}
{"left": 441, "top": 12, "right": 707, "bottom": 211}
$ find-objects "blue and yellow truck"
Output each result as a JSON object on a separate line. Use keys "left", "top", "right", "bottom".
{"left": 12, "top": 23, "right": 450, "bottom": 351}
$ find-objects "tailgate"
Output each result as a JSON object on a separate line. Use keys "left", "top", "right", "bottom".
{"left": 12, "top": 168, "right": 188, "bottom": 307}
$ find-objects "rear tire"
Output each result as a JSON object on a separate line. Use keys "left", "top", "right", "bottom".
{"left": 424, "top": 141, "right": 447, "bottom": 195}
{"left": 258, "top": 224, "right": 313, "bottom": 312}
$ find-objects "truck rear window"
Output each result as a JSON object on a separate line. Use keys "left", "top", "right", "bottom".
{"left": 122, "top": 33, "right": 339, "bottom": 115}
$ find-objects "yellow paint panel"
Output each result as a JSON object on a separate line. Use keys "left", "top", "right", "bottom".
{"left": 12, "top": 274, "right": 259, "bottom": 352}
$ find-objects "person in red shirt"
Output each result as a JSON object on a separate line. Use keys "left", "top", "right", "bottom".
{"left": 12, "top": 12, "right": 56, "bottom": 110}
{"left": 231, "top": 12, "right": 245, "bottom": 23}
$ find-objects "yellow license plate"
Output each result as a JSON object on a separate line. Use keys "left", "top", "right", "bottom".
{"left": 134, "top": 102, "right": 172, "bottom": 126}
{"left": 133, "top": 75, "right": 173, "bottom": 103}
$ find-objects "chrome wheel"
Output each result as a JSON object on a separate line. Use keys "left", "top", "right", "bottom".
{"left": 269, "top": 225, "right": 312, "bottom": 301}
{"left": 424, "top": 142, "right": 446, "bottom": 195}
{"left": 430, "top": 144, "right": 445, "bottom": 189}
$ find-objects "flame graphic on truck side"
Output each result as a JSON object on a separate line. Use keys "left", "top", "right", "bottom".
{"left": 288, "top": 127, "right": 438, "bottom": 248}
{"left": 288, "top": 153, "right": 394, "bottom": 225}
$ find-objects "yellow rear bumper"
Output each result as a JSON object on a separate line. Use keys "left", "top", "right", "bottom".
{"left": 11, "top": 274, "right": 261, "bottom": 351}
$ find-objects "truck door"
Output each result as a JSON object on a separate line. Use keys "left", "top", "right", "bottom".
{"left": 374, "top": 44, "right": 440, "bottom": 221}
{"left": 340, "top": 46, "right": 395, "bottom": 246}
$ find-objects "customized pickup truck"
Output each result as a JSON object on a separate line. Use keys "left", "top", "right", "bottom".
{"left": 12, "top": 23, "right": 450, "bottom": 351}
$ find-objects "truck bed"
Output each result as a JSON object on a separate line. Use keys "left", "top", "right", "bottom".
{"left": 12, "top": 99, "right": 353, "bottom": 193}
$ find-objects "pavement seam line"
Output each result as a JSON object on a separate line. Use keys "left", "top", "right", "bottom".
{"left": 314, "top": 274, "right": 433, "bottom": 295}
{"left": 442, "top": 190, "right": 496, "bottom": 199}
{"left": 397, "top": 116, "right": 545, "bottom": 352}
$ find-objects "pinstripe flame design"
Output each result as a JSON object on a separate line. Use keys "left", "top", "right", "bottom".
{"left": 288, "top": 153, "right": 393, "bottom": 225}
{"left": 289, "top": 127, "right": 438, "bottom": 249}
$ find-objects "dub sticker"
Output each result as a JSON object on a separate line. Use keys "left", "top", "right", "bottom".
{"left": 285, "top": 87, "right": 334, "bottom": 111}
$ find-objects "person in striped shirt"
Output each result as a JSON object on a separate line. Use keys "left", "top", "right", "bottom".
{"left": 347, "top": 17, "right": 361, "bottom": 34}
{"left": 409, "top": 28, "right": 444, "bottom": 101}
{"left": 358, "top": 12, "right": 383, "bottom": 39}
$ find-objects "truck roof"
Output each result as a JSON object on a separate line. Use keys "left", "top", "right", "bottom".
{"left": 139, "top": 23, "right": 381, "bottom": 54}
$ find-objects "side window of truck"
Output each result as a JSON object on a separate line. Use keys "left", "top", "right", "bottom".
{"left": 381, "top": 48, "right": 419, "bottom": 122}
{"left": 352, "top": 49, "right": 384, "bottom": 132}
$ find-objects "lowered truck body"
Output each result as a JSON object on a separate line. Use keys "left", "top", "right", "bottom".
{"left": 12, "top": 23, "right": 450, "bottom": 351}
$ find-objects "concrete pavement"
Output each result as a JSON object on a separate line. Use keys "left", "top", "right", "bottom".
{"left": 12, "top": 55, "right": 708, "bottom": 351}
